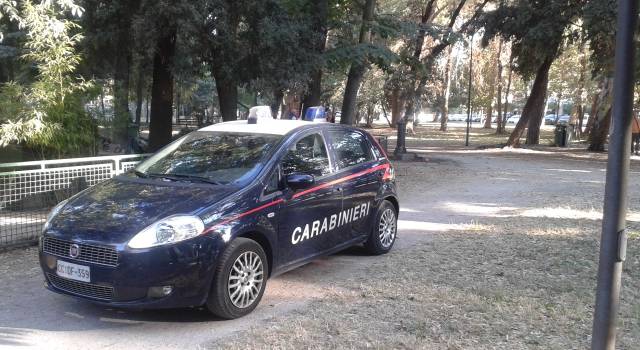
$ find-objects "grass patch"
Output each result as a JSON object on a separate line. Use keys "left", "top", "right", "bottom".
{"left": 212, "top": 218, "right": 639, "bottom": 350}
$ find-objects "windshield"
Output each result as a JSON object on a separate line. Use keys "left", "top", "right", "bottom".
{"left": 135, "top": 131, "right": 282, "bottom": 184}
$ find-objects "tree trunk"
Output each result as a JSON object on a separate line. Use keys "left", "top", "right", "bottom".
{"left": 111, "top": 0, "right": 140, "bottom": 146}
{"left": 175, "top": 82, "right": 181, "bottom": 121}
{"left": 555, "top": 92, "right": 562, "bottom": 119}
{"left": 484, "top": 41, "right": 500, "bottom": 129}
{"left": 145, "top": 94, "right": 150, "bottom": 123}
{"left": 506, "top": 56, "right": 553, "bottom": 147}
{"left": 589, "top": 107, "right": 612, "bottom": 151}
{"left": 524, "top": 57, "right": 554, "bottom": 145}
{"left": 134, "top": 64, "right": 144, "bottom": 125}
{"left": 495, "top": 48, "right": 503, "bottom": 133}
{"left": 112, "top": 39, "right": 131, "bottom": 146}
{"left": 271, "top": 89, "right": 283, "bottom": 118}
{"left": 501, "top": 55, "right": 514, "bottom": 133}
{"left": 440, "top": 46, "right": 453, "bottom": 132}
{"left": 389, "top": 88, "right": 405, "bottom": 127}
{"left": 341, "top": 65, "right": 367, "bottom": 125}
{"left": 365, "top": 104, "right": 374, "bottom": 127}
{"left": 100, "top": 87, "right": 106, "bottom": 116}
{"left": 148, "top": 30, "right": 176, "bottom": 151}
{"left": 573, "top": 47, "right": 588, "bottom": 139}
{"left": 215, "top": 75, "right": 238, "bottom": 122}
{"left": 588, "top": 77, "right": 614, "bottom": 151}
{"left": 209, "top": 1, "right": 240, "bottom": 122}
{"left": 341, "top": 0, "right": 376, "bottom": 125}
{"left": 145, "top": 94, "right": 150, "bottom": 124}
{"left": 301, "top": 0, "right": 328, "bottom": 118}
{"left": 576, "top": 105, "right": 585, "bottom": 139}
{"left": 584, "top": 92, "right": 599, "bottom": 136}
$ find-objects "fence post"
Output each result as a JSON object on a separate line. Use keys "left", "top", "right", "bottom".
{"left": 114, "top": 158, "right": 121, "bottom": 176}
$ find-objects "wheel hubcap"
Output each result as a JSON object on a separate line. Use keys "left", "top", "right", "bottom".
{"left": 378, "top": 208, "right": 396, "bottom": 248}
{"left": 228, "top": 251, "right": 264, "bottom": 309}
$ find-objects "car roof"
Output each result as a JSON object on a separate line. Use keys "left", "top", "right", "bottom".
{"left": 198, "top": 119, "right": 314, "bottom": 136}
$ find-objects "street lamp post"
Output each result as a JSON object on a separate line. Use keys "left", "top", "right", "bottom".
{"left": 465, "top": 33, "right": 474, "bottom": 147}
{"left": 591, "top": 0, "right": 638, "bottom": 348}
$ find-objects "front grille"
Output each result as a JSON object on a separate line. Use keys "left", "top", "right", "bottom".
{"left": 47, "top": 273, "right": 114, "bottom": 301}
{"left": 43, "top": 237, "right": 119, "bottom": 267}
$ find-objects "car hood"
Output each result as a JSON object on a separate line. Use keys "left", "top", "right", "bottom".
{"left": 48, "top": 177, "right": 237, "bottom": 245}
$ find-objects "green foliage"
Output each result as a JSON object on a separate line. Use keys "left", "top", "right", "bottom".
{"left": 0, "top": 0, "right": 97, "bottom": 157}
{"left": 583, "top": 0, "right": 616, "bottom": 77}
{"left": 479, "top": 0, "right": 583, "bottom": 79}
{"left": 325, "top": 43, "right": 398, "bottom": 71}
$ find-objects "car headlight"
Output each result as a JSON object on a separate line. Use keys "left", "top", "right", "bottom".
{"left": 128, "top": 215, "right": 205, "bottom": 249}
{"left": 43, "top": 199, "right": 69, "bottom": 231}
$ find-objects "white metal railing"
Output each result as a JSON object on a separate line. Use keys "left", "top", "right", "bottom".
{"left": 0, "top": 154, "right": 149, "bottom": 247}
{"left": 0, "top": 154, "right": 148, "bottom": 173}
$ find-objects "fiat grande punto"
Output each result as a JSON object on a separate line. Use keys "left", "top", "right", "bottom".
{"left": 39, "top": 119, "right": 399, "bottom": 319}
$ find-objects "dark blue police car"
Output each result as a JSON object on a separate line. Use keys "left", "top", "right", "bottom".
{"left": 39, "top": 119, "right": 399, "bottom": 319}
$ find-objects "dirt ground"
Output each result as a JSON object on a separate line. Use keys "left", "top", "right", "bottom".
{"left": 1, "top": 123, "right": 638, "bottom": 349}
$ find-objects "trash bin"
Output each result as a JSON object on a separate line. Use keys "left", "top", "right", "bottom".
{"left": 555, "top": 124, "right": 569, "bottom": 147}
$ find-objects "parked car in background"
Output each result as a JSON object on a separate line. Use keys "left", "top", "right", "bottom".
{"left": 507, "top": 114, "right": 521, "bottom": 124}
{"left": 448, "top": 114, "right": 464, "bottom": 122}
{"left": 415, "top": 112, "right": 434, "bottom": 125}
{"left": 544, "top": 114, "right": 558, "bottom": 125}
{"left": 557, "top": 115, "right": 571, "bottom": 125}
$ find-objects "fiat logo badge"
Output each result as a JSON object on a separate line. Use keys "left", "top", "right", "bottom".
{"left": 69, "top": 244, "right": 80, "bottom": 258}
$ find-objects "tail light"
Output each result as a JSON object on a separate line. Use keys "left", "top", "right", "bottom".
{"left": 382, "top": 163, "right": 395, "bottom": 181}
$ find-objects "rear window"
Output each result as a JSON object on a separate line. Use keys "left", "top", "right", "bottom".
{"left": 329, "top": 130, "right": 373, "bottom": 169}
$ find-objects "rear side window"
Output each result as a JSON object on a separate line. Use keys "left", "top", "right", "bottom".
{"left": 329, "top": 130, "right": 373, "bottom": 169}
{"left": 281, "top": 133, "right": 331, "bottom": 177}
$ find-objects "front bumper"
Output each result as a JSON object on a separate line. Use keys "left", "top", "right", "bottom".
{"left": 39, "top": 234, "right": 225, "bottom": 309}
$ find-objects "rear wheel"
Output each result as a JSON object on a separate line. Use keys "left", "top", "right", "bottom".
{"left": 206, "top": 238, "right": 268, "bottom": 319}
{"left": 364, "top": 200, "right": 397, "bottom": 255}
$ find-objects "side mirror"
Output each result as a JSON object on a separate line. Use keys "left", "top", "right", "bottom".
{"left": 285, "top": 174, "right": 315, "bottom": 191}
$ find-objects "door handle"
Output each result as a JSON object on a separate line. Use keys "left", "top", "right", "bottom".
{"left": 333, "top": 187, "right": 343, "bottom": 193}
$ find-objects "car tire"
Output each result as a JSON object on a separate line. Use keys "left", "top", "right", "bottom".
{"left": 364, "top": 200, "right": 398, "bottom": 255}
{"left": 206, "top": 237, "right": 268, "bottom": 319}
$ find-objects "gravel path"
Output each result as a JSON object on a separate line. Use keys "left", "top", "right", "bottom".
{"left": 0, "top": 150, "right": 638, "bottom": 349}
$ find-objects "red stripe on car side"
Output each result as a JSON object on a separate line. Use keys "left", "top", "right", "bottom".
{"left": 203, "top": 198, "right": 284, "bottom": 233}
{"left": 203, "top": 163, "right": 390, "bottom": 233}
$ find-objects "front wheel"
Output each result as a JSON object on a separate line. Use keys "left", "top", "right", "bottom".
{"left": 364, "top": 200, "right": 397, "bottom": 255}
{"left": 206, "top": 238, "right": 268, "bottom": 319}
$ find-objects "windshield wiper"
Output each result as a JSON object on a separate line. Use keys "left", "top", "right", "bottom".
{"left": 147, "top": 173, "right": 223, "bottom": 185}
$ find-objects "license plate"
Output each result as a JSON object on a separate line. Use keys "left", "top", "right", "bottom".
{"left": 56, "top": 260, "right": 90, "bottom": 283}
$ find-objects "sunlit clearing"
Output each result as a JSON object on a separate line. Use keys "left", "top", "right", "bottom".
{"left": 398, "top": 220, "right": 489, "bottom": 233}
{"left": 444, "top": 202, "right": 640, "bottom": 222}
{"left": 442, "top": 202, "right": 518, "bottom": 216}
{"left": 544, "top": 168, "right": 596, "bottom": 173}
